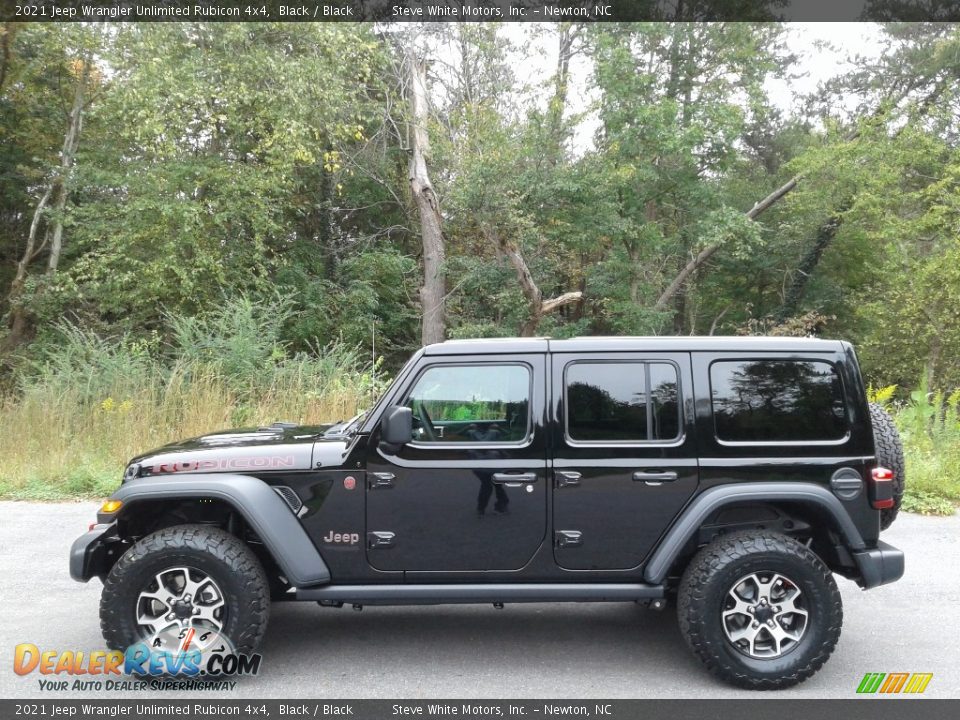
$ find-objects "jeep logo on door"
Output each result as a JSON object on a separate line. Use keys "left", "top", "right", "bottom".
{"left": 323, "top": 530, "right": 360, "bottom": 545}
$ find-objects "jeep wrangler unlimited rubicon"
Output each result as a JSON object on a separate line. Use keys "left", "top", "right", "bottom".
{"left": 71, "top": 337, "right": 905, "bottom": 689}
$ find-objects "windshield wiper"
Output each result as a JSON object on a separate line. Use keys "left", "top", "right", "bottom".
{"left": 325, "top": 410, "right": 366, "bottom": 437}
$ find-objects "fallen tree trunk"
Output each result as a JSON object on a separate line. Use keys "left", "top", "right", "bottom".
{"left": 488, "top": 227, "right": 582, "bottom": 337}
{"left": 654, "top": 175, "right": 801, "bottom": 311}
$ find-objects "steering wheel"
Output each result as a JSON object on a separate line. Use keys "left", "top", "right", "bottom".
{"left": 413, "top": 400, "right": 439, "bottom": 442}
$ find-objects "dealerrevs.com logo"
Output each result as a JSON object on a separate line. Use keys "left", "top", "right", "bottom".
{"left": 856, "top": 672, "right": 933, "bottom": 694}
{"left": 13, "top": 639, "right": 262, "bottom": 691}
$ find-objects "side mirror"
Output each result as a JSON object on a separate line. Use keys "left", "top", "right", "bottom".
{"left": 380, "top": 405, "right": 413, "bottom": 448}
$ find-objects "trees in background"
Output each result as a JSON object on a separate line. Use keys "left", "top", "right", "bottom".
{"left": 1, "top": 21, "right": 959, "bottom": 389}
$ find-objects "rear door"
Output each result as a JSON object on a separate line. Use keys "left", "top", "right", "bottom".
{"left": 551, "top": 352, "right": 699, "bottom": 570}
{"left": 366, "top": 354, "right": 548, "bottom": 572}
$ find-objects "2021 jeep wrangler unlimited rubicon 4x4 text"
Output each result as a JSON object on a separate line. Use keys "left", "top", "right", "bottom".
{"left": 71, "top": 336, "right": 905, "bottom": 689}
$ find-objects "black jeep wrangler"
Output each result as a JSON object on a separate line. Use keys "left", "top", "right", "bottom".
{"left": 71, "top": 337, "right": 905, "bottom": 689}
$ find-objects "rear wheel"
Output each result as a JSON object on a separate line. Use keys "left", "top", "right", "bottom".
{"left": 869, "top": 402, "right": 905, "bottom": 530}
{"left": 677, "top": 530, "right": 842, "bottom": 689}
{"left": 100, "top": 524, "right": 270, "bottom": 656}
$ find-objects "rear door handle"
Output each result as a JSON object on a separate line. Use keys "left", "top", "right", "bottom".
{"left": 633, "top": 470, "right": 678, "bottom": 485}
{"left": 555, "top": 470, "right": 581, "bottom": 488}
{"left": 369, "top": 472, "right": 395, "bottom": 489}
{"left": 492, "top": 472, "right": 538, "bottom": 487}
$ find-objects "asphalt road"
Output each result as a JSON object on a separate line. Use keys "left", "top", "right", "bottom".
{"left": 1, "top": 502, "right": 957, "bottom": 699}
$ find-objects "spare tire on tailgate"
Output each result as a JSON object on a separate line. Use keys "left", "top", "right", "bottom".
{"left": 869, "top": 402, "right": 906, "bottom": 530}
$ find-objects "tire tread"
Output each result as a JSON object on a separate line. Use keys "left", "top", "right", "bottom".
{"left": 677, "top": 530, "right": 842, "bottom": 690}
{"left": 100, "top": 524, "right": 269, "bottom": 654}
{"left": 868, "top": 402, "right": 905, "bottom": 530}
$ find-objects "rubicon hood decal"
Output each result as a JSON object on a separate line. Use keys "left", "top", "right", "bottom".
{"left": 128, "top": 423, "right": 353, "bottom": 477}
{"left": 151, "top": 456, "right": 298, "bottom": 473}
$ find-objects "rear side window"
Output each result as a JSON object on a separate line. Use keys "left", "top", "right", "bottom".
{"left": 565, "top": 362, "right": 680, "bottom": 442}
{"left": 710, "top": 360, "right": 847, "bottom": 443}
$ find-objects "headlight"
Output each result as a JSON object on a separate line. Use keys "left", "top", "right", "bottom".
{"left": 123, "top": 463, "right": 141, "bottom": 482}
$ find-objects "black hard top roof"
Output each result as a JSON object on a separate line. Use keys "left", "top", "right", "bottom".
{"left": 423, "top": 336, "right": 846, "bottom": 355}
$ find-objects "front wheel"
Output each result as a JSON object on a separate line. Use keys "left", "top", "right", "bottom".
{"left": 677, "top": 530, "right": 842, "bottom": 689}
{"left": 100, "top": 524, "right": 270, "bottom": 658}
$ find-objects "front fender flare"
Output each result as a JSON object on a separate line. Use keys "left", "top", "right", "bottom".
{"left": 108, "top": 474, "right": 330, "bottom": 587}
{"left": 643, "top": 482, "right": 867, "bottom": 585}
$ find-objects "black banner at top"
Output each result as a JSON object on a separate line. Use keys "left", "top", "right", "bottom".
{"left": 1, "top": 0, "right": 959, "bottom": 22}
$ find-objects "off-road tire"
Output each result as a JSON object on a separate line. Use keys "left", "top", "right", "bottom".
{"left": 869, "top": 402, "right": 905, "bottom": 530}
{"left": 100, "top": 524, "right": 270, "bottom": 654}
{"left": 677, "top": 530, "right": 842, "bottom": 690}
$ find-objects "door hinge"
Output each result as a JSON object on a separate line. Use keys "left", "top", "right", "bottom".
{"left": 555, "top": 471, "right": 581, "bottom": 488}
{"left": 367, "top": 531, "right": 396, "bottom": 549}
{"left": 555, "top": 530, "right": 583, "bottom": 548}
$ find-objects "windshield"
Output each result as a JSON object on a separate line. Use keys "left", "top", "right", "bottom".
{"left": 336, "top": 410, "right": 367, "bottom": 436}
{"left": 358, "top": 351, "right": 421, "bottom": 434}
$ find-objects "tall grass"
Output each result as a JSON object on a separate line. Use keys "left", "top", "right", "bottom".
{"left": 871, "top": 383, "right": 960, "bottom": 515}
{"left": 0, "top": 297, "right": 387, "bottom": 500}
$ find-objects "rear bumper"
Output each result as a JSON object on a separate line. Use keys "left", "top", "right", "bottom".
{"left": 853, "top": 540, "right": 904, "bottom": 589}
{"left": 69, "top": 523, "right": 117, "bottom": 582}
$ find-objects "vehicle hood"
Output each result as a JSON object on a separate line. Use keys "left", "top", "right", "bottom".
{"left": 128, "top": 424, "right": 352, "bottom": 479}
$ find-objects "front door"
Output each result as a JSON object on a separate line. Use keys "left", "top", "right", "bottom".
{"left": 366, "top": 355, "right": 547, "bottom": 572}
{"left": 551, "top": 352, "right": 699, "bottom": 571}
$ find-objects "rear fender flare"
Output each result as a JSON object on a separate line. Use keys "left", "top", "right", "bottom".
{"left": 109, "top": 474, "right": 330, "bottom": 587}
{"left": 643, "top": 482, "right": 866, "bottom": 584}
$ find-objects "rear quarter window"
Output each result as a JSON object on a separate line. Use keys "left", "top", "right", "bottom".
{"left": 710, "top": 359, "right": 847, "bottom": 443}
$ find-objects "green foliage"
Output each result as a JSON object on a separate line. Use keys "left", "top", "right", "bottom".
{"left": 1, "top": 295, "right": 388, "bottom": 500}
{"left": 5, "top": 22, "right": 960, "bottom": 374}
{"left": 168, "top": 293, "right": 294, "bottom": 387}
{"left": 3, "top": 23, "right": 960, "bottom": 505}
{"left": 902, "top": 490, "right": 956, "bottom": 516}
{"left": 867, "top": 384, "right": 898, "bottom": 406}
{"left": 889, "top": 382, "right": 960, "bottom": 515}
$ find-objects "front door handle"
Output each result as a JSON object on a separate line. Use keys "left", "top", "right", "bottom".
{"left": 492, "top": 472, "right": 538, "bottom": 487}
{"left": 367, "top": 531, "right": 395, "bottom": 549}
{"left": 633, "top": 470, "right": 678, "bottom": 485}
{"left": 555, "top": 530, "right": 583, "bottom": 548}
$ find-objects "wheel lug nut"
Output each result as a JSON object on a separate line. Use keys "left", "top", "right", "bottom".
{"left": 767, "top": 620, "right": 775, "bottom": 627}
{"left": 752, "top": 622, "right": 759, "bottom": 628}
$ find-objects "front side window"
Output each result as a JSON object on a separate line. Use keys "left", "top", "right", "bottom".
{"left": 404, "top": 364, "right": 530, "bottom": 443}
{"left": 710, "top": 359, "right": 847, "bottom": 443}
{"left": 565, "top": 362, "right": 681, "bottom": 442}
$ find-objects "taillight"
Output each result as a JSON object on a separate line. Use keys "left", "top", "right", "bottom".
{"left": 870, "top": 467, "right": 895, "bottom": 509}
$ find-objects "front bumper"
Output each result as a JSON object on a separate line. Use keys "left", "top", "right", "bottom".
{"left": 853, "top": 540, "right": 905, "bottom": 589}
{"left": 69, "top": 522, "right": 117, "bottom": 582}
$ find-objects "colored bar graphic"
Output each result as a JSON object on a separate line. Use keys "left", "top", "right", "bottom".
{"left": 903, "top": 673, "right": 933, "bottom": 694}
{"left": 857, "top": 673, "right": 885, "bottom": 693}
{"left": 857, "top": 672, "right": 932, "bottom": 694}
{"left": 880, "top": 673, "right": 909, "bottom": 693}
